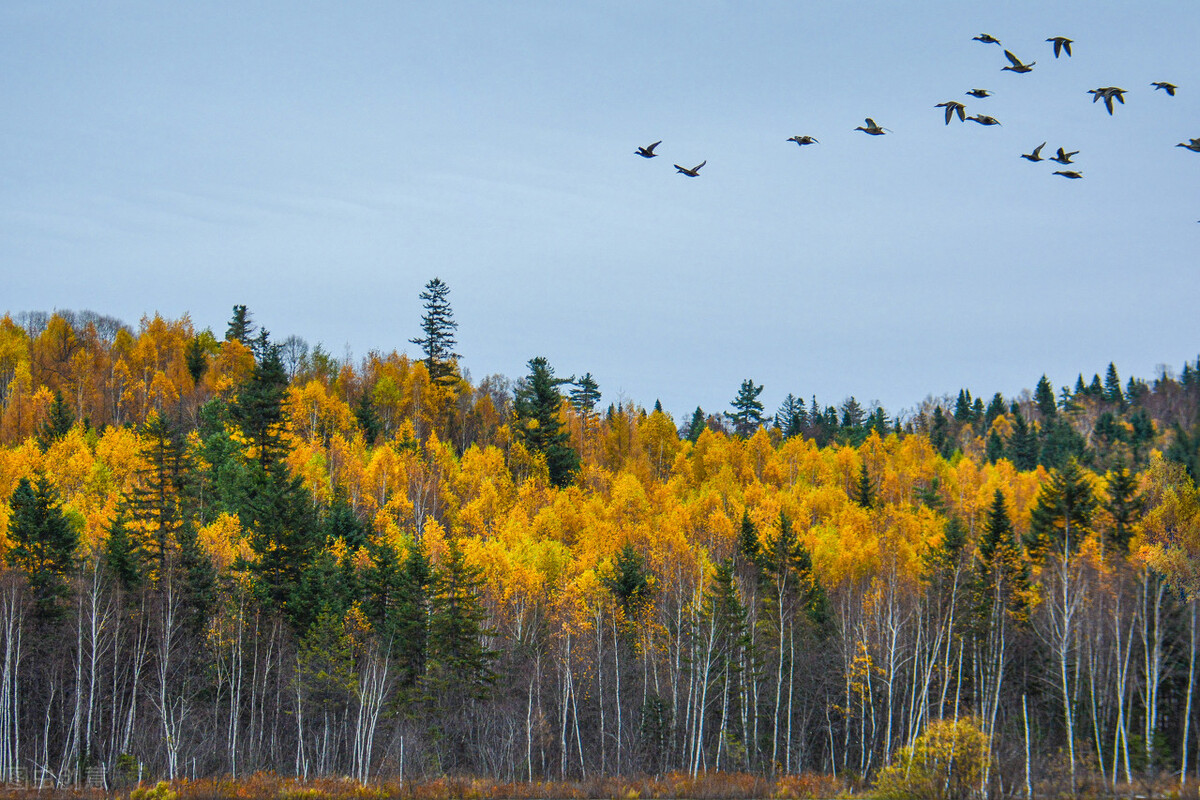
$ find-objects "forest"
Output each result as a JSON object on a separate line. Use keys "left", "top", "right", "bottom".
{"left": 1, "top": 284, "right": 1200, "bottom": 798}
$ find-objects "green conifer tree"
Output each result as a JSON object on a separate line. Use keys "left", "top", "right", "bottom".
{"left": 6, "top": 476, "right": 79, "bottom": 622}
{"left": 410, "top": 278, "right": 460, "bottom": 384}
{"left": 513, "top": 357, "right": 580, "bottom": 488}
{"left": 729, "top": 379, "right": 765, "bottom": 437}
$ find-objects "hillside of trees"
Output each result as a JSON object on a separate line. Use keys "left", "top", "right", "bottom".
{"left": 1, "top": 286, "right": 1200, "bottom": 796}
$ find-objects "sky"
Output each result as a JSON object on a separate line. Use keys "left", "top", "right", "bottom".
{"left": 2, "top": 1, "right": 1198, "bottom": 424}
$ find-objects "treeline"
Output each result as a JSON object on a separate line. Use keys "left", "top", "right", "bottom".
{"left": 1, "top": 293, "right": 1200, "bottom": 795}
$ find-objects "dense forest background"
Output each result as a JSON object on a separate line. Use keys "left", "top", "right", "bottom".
{"left": 1, "top": 284, "right": 1200, "bottom": 795}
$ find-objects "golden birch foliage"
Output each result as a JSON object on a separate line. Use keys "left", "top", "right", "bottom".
{"left": 873, "top": 717, "right": 991, "bottom": 800}
{"left": 287, "top": 379, "right": 357, "bottom": 447}
{"left": 455, "top": 445, "right": 516, "bottom": 539}
{"left": 199, "top": 512, "right": 254, "bottom": 573}
{"left": 639, "top": 408, "right": 681, "bottom": 482}
{"left": 1138, "top": 456, "right": 1200, "bottom": 597}
{"left": 206, "top": 338, "right": 255, "bottom": 396}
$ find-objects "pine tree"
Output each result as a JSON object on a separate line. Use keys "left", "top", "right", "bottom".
{"left": 104, "top": 509, "right": 145, "bottom": 595}
{"left": 729, "top": 379, "right": 765, "bottom": 437}
{"left": 410, "top": 277, "right": 460, "bottom": 384}
{"left": 6, "top": 475, "right": 79, "bottom": 621}
{"left": 513, "top": 357, "right": 580, "bottom": 488}
{"left": 568, "top": 373, "right": 601, "bottom": 415}
{"left": 354, "top": 389, "right": 382, "bottom": 446}
{"left": 930, "top": 406, "right": 952, "bottom": 457}
{"left": 225, "top": 304, "right": 254, "bottom": 345}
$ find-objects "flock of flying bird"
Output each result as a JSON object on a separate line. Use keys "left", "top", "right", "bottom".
{"left": 636, "top": 31, "right": 1199, "bottom": 185}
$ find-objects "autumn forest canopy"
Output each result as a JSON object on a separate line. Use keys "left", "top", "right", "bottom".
{"left": 2, "top": 282, "right": 1200, "bottom": 796}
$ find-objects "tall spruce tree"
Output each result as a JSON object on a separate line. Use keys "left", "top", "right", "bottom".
{"left": 6, "top": 475, "right": 79, "bottom": 622}
{"left": 410, "top": 277, "right": 460, "bottom": 384}
{"left": 513, "top": 356, "right": 580, "bottom": 488}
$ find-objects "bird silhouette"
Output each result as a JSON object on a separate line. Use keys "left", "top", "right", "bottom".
{"left": 1047, "top": 37, "right": 1073, "bottom": 57}
{"left": 855, "top": 118, "right": 888, "bottom": 135}
{"left": 935, "top": 101, "right": 966, "bottom": 124}
{"left": 1002, "top": 50, "right": 1035, "bottom": 73}
{"left": 1177, "top": 139, "right": 1200, "bottom": 153}
{"left": 1089, "top": 87, "right": 1127, "bottom": 115}
{"left": 786, "top": 135, "right": 819, "bottom": 146}
{"left": 966, "top": 89, "right": 992, "bottom": 98}
{"left": 1021, "top": 142, "right": 1047, "bottom": 162}
{"left": 635, "top": 141, "right": 661, "bottom": 158}
{"left": 674, "top": 160, "right": 706, "bottom": 177}
{"left": 1152, "top": 81, "right": 1178, "bottom": 96}
{"left": 1050, "top": 147, "right": 1079, "bottom": 164}
{"left": 1053, "top": 170, "right": 1083, "bottom": 179}
{"left": 967, "top": 114, "right": 1001, "bottom": 126}
{"left": 973, "top": 33, "right": 1001, "bottom": 45}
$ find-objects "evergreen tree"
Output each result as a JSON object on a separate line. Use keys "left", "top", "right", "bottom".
{"left": 354, "top": 389, "right": 382, "bottom": 446}
{"left": 225, "top": 304, "right": 254, "bottom": 345}
{"left": 410, "top": 277, "right": 460, "bottom": 384}
{"left": 1008, "top": 407, "right": 1039, "bottom": 470}
{"left": 174, "top": 520, "right": 217, "bottom": 637}
{"left": 37, "top": 390, "right": 75, "bottom": 450}
{"left": 737, "top": 509, "right": 762, "bottom": 571}
{"left": 425, "top": 537, "right": 497, "bottom": 767}
{"left": 6, "top": 475, "right": 79, "bottom": 622}
{"left": 775, "top": 394, "right": 806, "bottom": 439}
{"left": 427, "top": 537, "right": 495, "bottom": 696}
{"left": 954, "top": 389, "right": 973, "bottom": 423}
{"left": 986, "top": 429, "right": 1004, "bottom": 464}
{"left": 322, "top": 487, "right": 367, "bottom": 550}
{"left": 930, "top": 406, "right": 952, "bottom": 457}
{"left": 513, "top": 357, "right": 580, "bottom": 488}
{"left": 685, "top": 407, "right": 706, "bottom": 443}
{"left": 603, "top": 542, "right": 655, "bottom": 622}
{"left": 568, "top": 373, "right": 602, "bottom": 416}
{"left": 1038, "top": 416, "right": 1086, "bottom": 470}
{"left": 1103, "top": 465, "right": 1140, "bottom": 554}
{"left": 975, "top": 489, "right": 1028, "bottom": 620}
{"left": 1034, "top": 375, "right": 1057, "bottom": 419}
{"left": 1027, "top": 457, "right": 1096, "bottom": 555}
{"left": 185, "top": 334, "right": 210, "bottom": 385}
{"left": 984, "top": 393, "right": 1007, "bottom": 429}
{"left": 104, "top": 509, "right": 145, "bottom": 595}
{"left": 729, "top": 379, "right": 765, "bottom": 437}
{"left": 128, "top": 410, "right": 191, "bottom": 580}
{"left": 854, "top": 461, "right": 874, "bottom": 509}
{"left": 232, "top": 335, "right": 319, "bottom": 622}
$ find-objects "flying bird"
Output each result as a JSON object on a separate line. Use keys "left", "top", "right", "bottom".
{"left": 1002, "top": 50, "right": 1035, "bottom": 73}
{"left": 1053, "top": 170, "right": 1083, "bottom": 179}
{"left": 1050, "top": 147, "right": 1079, "bottom": 164}
{"left": 1021, "top": 142, "right": 1047, "bottom": 162}
{"left": 1047, "top": 37, "right": 1073, "bottom": 57}
{"left": 787, "top": 135, "right": 819, "bottom": 146}
{"left": 973, "top": 33, "right": 1001, "bottom": 45}
{"left": 674, "top": 160, "right": 706, "bottom": 177}
{"left": 855, "top": 118, "right": 888, "bottom": 135}
{"left": 1089, "top": 86, "right": 1127, "bottom": 114}
{"left": 1152, "top": 81, "right": 1178, "bottom": 96}
{"left": 935, "top": 101, "right": 966, "bottom": 124}
{"left": 967, "top": 114, "right": 1001, "bottom": 126}
{"left": 635, "top": 141, "right": 661, "bottom": 158}
{"left": 966, "top": 89, "right": 992, "bottom": 98}
{"left": 1177, "top": 139, "right": 1200, "bottom": 153}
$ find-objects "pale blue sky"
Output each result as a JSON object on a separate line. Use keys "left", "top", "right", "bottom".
{"left": 3, "top": 1, "right": 1198, "bottom": 422}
